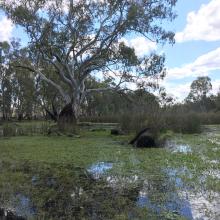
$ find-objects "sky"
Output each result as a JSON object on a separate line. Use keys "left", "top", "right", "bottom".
{"left": 0, "top": 0, "right": 220, "bottom": 101}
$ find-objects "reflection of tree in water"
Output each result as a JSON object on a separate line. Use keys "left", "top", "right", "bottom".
{"left": 1, "top": 160, "right": 219, "bottom": 219}
{"left": 136, "top": 165, "right": 220, "bottom": 219}
{"left": 37, "top": 166, "right": 153, "bottom": 219}
{"left": 135, "top": 165, "right": 193, "bottom": 219}
{"left": 0, "top": 163, "right": 141, "bottom": 219}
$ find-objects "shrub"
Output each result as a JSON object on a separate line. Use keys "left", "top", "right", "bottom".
{"left": 1, "top": 123, "right": 17, "bottom": 136}
{"left": 80, "top": 115, "right": 119, "bottom": 123}
{"left": 165, "top": 112, "right": 201, "bottom": 134}
{"left": 120, "top": 112, "right": 147, "bottom": 133}
{"left": 120, "top": 109, "right": 165, "bottom": 136}
{"left": 199, "top": 112, "right": 220, "bottom": 125}
{"left": 120, "top": 111, "right": 202, "bottom": 135}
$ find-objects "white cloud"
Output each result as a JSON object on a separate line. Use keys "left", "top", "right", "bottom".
{"left": 176, "top": 0, "right": 220, "bottom": 42}
{"left": 0, "top": 16, "right": 13, "bottom": 42}
{"left": 44, "top": 0, "right": 70, "bottom": 12}
{"left": 163, "top": 79, "right": 220, "bottom": 101}
{"left": 167, "top": 47, "right": 220, "bottom": 79}
{"left": 212, "top": 79, "right": 220, "bottom": 94}
{"left": 161, "top": 81, "right": 191, "bottom": 101}
{"left": 120, "top": 36, "right": 157, "bottom": 57}
{"left": 165, "top": 47, "right": 220, "bottom": 100}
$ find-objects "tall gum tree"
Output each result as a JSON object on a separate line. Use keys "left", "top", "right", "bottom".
{"left": 1, "top": 0, "right": 177, "bottom": 125}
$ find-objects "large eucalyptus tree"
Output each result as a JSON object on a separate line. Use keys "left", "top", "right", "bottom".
{"left": 2, "top": 0, "right": 177, "bottom": 125}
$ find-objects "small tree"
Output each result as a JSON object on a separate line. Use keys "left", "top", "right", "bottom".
{"left": 0, "top": 41, "right": 13, "bottom": 120}
{"left": 186, "top": 76, "right": 212, "bottom": 112}
{"left": 2, "top": 0, "right": 177, "bottom": 127}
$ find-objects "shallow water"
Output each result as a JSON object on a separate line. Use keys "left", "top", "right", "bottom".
{"left": 0, "top": 194, "right": 35, "bottom": 219}
{"left": 137, "top": 193, "right": 193, "bottom": 219}
{"left": 87, "top": 162, "right": 113, "bottom": 179}
{"left": 0, "top": 124, "right": 220, "bottom": 219}
{"left": 1, "top": 162, "right": 220, "bottom": 220}
{"left": 166, "top": 140, "right": 192, "bottom": 153}
{"left": 13, "top": 194, "right": 36, "bottom": 217}
{"left": 86, "top": 161, "right": 219, "bottom": 219}
{"left": 173, "top": 144, "right": 192, "bottom": 153}
{"left": 136, "top": 172, "right": 193, "bottom": 219}
{"left": 137, "top": 168, "right": 189, "bottom": 217}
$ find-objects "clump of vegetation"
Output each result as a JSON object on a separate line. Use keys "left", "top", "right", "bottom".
{"left": 199, "top": 112, "right": 220, "bottom": 125}
{"left": 0, "top": 121, "right": 53, "bottom": 137}
{"left": 165, "top": 112, "right": 202, "bottom": 134}
{"left": 1, "top": 123, "right": 18, "bottom": 136}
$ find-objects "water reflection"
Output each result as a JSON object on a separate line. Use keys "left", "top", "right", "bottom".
{"left": 1, "top": 124, "right": 220, "bottom": 219}
{"left": 86, "top": 160, "right": 220, "bottom": 219}
{"left": 0, "top": 161, "right": 220, "bottom": 219}
{"left": 0, "top": 194, "right": 35, "bottom": 219}
{"left": 166, "top": 141, "right": 192, "bottom": 153}
{"left": 186, "top": 191, "right": 220, "bottom": 220}
{"left": 166, "top": 167, "right": 192, "bottom": 188}
{"left": 173, "top": 144, "right": 192, "bottom": 153}
{"left": 134, "top": 166, "right": 193, "bottom": 219}
{"left": 137, "top": 192, "right": 193, "bottom": 219}
{"left": 88, "top": 162, "right": 195, "bottom": 218}
{"left": 13, "top": 194, "right": 36, "bottom": 218}
{"left": 87, "top": 162, "right": 113, "bottom": 179}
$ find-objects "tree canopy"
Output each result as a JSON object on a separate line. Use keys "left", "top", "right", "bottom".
{"left": 186, "top": 76, "right": 212, "bottom": 102}
{"left": 1, "top": 0, "right": 177, "bottom": 121}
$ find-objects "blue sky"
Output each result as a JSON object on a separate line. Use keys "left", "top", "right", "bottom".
{"left": 162, "top": 0, "right": 220, "bottom": 100}
{"left": 0, "top": 0, "right": 220, "bottom": 101}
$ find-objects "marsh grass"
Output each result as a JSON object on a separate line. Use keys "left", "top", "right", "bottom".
{"left": 0, "top": 121, "right": 53, "bottom": 137}
{"left": 0, "top": 122, "right": 220, "bottom": 219}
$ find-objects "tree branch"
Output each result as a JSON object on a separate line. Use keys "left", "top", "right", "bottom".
{"left": 15, "top": 64, "right": 71, "bottom": 103}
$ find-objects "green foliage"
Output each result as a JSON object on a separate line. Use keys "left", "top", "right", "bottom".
{"left": 80, "top": 115, "right": 119, "bottom": 123}
{"left": 1, "top": 121, "right": 52, "bottom": 137}
{"left": 186, "top": 76, "right": 213, "bottom": 111}
{"left": 120, "top": 112, "right": 147, "bottom": 133}
{"left": 119, "top": 111, "right": 202, "bottom": 135}
{"left": 165, "top": 112, "right": 202, "bottom": 134}
{"left": 119, "top": 42, "right": 138, "bottom": 66}
{"left": 1, "top": 0, "right": 177, "bottom": 120}
{"left": 215, "top": 88, "right": 220, "bottom": 111}
{"left": 198, "top": 112, "right": 220, "bottom": 125}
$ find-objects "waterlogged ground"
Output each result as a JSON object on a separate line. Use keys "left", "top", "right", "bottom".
{"left": 0, "top": 122, "right": 220, "bottom": 219}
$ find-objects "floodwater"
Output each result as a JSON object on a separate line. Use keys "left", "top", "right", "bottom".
{"left": 1, "top": 161, "right": 220, "bottom": 219}
{"left": 0, "top": 123, "right": 220, "bottom": 219}
{"left": 0, "top": 194, "right": 35, "bottom": 219}
{"left": 87, "top": 162, "right": 113, "bottom": 179}
{"left": 166, "top": 141, "right": 192, "bottom": 153}
{"left": 87, "top": 162, "right": 220, "bottom": 220}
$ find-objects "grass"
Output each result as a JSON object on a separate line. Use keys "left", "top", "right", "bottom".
{"left": 0, "top": 130, "right": 128, "bottom": 165}
{"left": 0, "top": 122, "right": 220, "bottom": 219}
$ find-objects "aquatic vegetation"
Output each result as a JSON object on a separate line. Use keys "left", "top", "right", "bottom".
{"left": 0, "top": 122, "right": 219, "bottom": 219}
